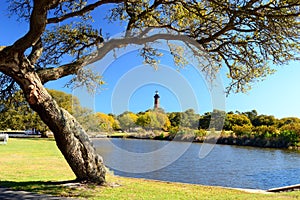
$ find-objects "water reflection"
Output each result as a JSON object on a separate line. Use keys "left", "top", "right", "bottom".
{"left": 94, "top": 138, "right": 300, "bottom": 189}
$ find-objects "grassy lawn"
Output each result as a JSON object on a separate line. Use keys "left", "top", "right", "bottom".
{"left": 0, "top": 138, "right": 300, "bottom": 199}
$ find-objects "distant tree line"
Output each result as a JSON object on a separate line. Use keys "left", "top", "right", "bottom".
{"left": 199, "top": 110, "right": 300, "bottom": 147}
{"left": 0, "top": 90, "right": 96, "bottom": 136}
{"left": 1, "top": 90, "right": 299, "bottom": 147}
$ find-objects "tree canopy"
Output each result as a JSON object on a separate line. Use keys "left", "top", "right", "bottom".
{"left": 1, "top": 0, "right": 299, "bottom": 97}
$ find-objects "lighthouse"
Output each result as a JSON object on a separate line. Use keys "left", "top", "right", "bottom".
{"left": 153, "top": 90, "right": 160, "bottom": 109}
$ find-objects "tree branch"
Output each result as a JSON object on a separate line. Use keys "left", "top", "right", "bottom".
{"left": 126, "top": 0, "right": 165, "bottom": 31}
{"left": 28, "top": 38, "right": 43, "bottom": 65}
{"left": 0, "top": 73, "right": 18, "bottom": 99}
{"left": 37, "top": 59, "right": 85, "bottom": 84}
{"left": 38, "top": 30, "right": 204, "bottom": 84}
{"left": 11, "top": 0, "right": 58, "bottom": 53}
{"left": 196, "top": 17, "right": 236, "bottom": 44}
{"left": 87, "top": 31, "right": 203, "bottom": 65}
{"left": 47, "top": 0, "right": 124, "bottom": 24}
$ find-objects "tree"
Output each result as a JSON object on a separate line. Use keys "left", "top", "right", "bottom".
{"left": 168, "top": 112, "right": 182, "bottom": 128}
{"left": 0, "top": 1, "right": 298, "bottom": 184}
{"left": 117, "top": 111, "right": 138, "bottom": 132}
{"left": 136, "top": 110, "right": 170, "bottom": 131}
{"left": 155, "top": 110, "right": 171, "bottom": 131}
{"left": 199, "top": 112, "right": 212, "bottom": 130}
{"left": 182, "top": 109, "right": 201, "bottom": 129}
{"left": 243, "top": 110, "right": 258, "bottom": 125}
{"left": 278, "top": 117, "right": 300, "bottom": 128}
{"left": 252, "top": 114, "right": 278, "bottom": 127}
{"left": 224, "top": 113, "right": 252, "bottom": 130}
{"left": 136, "top": 112, "right": 152, "bottom": 130}
{"left": 168, "top": 109, "right": 200, "bottom": 129}
{"left": 0, "top": 89, "right": 92, "bottom": 134}
{"left": 108, "top": 113, "right": 121, "bottom": 130}
{"left": 199, "top": 110, "right": 226, "bottom": 130}
{"left": 0, "top": 91, "right": 45, "bottom": 131}
{"left": 94, "top": 112, "right": 116, "bottom": 132}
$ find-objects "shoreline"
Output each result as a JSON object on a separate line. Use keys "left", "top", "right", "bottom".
{"left": 112, "top": 173, "right": 300, "bottom": 193}
{"left": 111, "top": 174, "right": 272, "bottom": 194}
{"left": 92, "top": 132, "right": 300, "bottom": 151}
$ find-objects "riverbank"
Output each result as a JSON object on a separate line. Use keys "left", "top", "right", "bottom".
{"left": 0, "top": 138, "right": 299, "bottom": 199}
{"left": 105, "top": 131, "right": 300, "bottom": 150}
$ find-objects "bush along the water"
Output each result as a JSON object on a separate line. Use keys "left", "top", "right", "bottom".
{"left": 232, "top": 125, "right": 253, "bottom": 137}
{"left": 278, "top": 123, "right": 300, "bottom": 148}
{"left": 209, "top": 121, "right": 300, "bottom": 149}
{"left": 252, "top": 125, "right": 279, "bottom": 139}
{"left": 279, "top": 130, "right": 299, "bottom": 147}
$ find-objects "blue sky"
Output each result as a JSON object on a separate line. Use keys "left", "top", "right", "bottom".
{"left": 1, "top": 3, "right": 299, "bottom": 119}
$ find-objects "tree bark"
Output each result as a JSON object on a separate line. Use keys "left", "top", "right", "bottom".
{"left": 14, "top": 68, "right": 106, "bottom": 184}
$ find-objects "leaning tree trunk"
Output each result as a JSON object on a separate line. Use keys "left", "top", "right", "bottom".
{"left": 15, "top": 70, "right": 106, "bottom": 184}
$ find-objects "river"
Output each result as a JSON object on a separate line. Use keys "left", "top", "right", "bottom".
{"left": 94, "top": 138, "right": 300, "bottom": 190}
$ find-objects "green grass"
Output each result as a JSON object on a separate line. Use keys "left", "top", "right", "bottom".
{"left": 107, "top": 132, "right": 128, "bottom": 137}
{"left": 0, "top": 138, "right": 300, "bottom": 199}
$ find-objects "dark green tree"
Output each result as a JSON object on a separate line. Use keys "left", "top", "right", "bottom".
{"left": 278, "top": 117, "right": 300, "bottom": 128}
{"left": 199, "top": 110, "right": 226, "bottom": 130}
{"left": 168, "top": 112, "right": 182, "bottom": 128}
{"left": 243, "top": 110, "right": 258, "bottom": 124}
{"left": 168, "top": 109, "right": 200, "bottom": 129}
{"left": 0, "top": 90, "right": 95, "bottom": 134}
{"left": 0, "top": 91, "right": 43, "bottom": 131}
{"left": 199, "top": 112, "right": 211, "bottom": 130}
{"left": 252, "top": 115, "right": 278, "bottom": 127}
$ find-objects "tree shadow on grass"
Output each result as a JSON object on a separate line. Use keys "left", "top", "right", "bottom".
{"left": 0, "top": 180, "right": 92, "bottom": 198}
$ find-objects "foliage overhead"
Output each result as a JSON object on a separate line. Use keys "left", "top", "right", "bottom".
{"left": 0, "top": 0, "right": 299, "bottom": 98}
